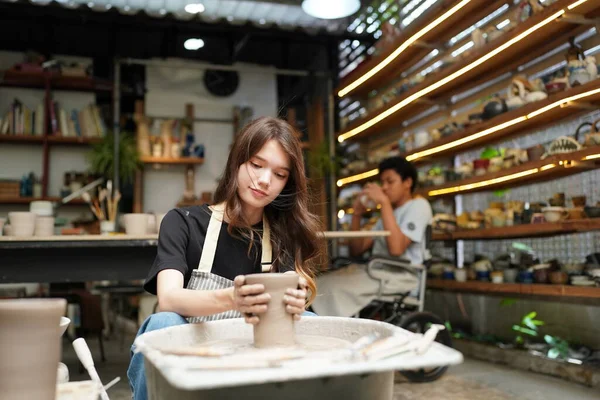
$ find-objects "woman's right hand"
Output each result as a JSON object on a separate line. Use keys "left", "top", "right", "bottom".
{"left": 232, "top": 275, "right": 271, "bottom": 325}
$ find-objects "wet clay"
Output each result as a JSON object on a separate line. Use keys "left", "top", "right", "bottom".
{"left": 0, "top": 298, "right": 66, "bottom": 400}
{"left": 244, "top": 273, "right": 299, "bottom": 348}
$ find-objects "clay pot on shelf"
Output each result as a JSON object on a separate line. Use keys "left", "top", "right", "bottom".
{"left": 244, "top": 273, "right": 299, "bottom": 348}
{"left": 455, "top": 269, "right": 468, "bottom": 282}
{"left": 473, "top": 159, "right": 490, "bottom": 176}
{"left": 491, "top": 271, "right": 504, "bottom": 284}
{"left": 8, "top": 211, "right": 36, "bottom": 237}
{"left": 542, "top": 207, "right": 568, "bottom": 222}
{"left": 567, "top": 208, "right": 586, "bottom": 220}
{"left": 572, "top": 195, "right": 587, "bottom": 207}
{"left": 526, "top": 145, "right": 545, "bottom": 161}
{"left": 549, "top": 271, "right": 569, "bottom": 285}
{"left": 584, "top": 206, "right": 600, "bottom": 218}
{"left": 503, "top": 269, "right": 518, "bottom": 283}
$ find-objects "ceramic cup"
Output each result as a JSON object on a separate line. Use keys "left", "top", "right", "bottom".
{"left": 542, "top": 207, "right": 568, "bottom": 223}
{"left": 123, "top": 213, "right": 149, "bottom": 235}
{"left": 244, "top": 273, "right": 299, "bottom": 348}
{"left": 34, "top": 216, "right": 55, "bottom": 237}
{"left": 100, "top": 220, "right": 116, "bottom": 235}
{"left": 503, "top": 269, "right": 518, "bottom": 283}
{"left": 455, "top": 269, "right": 467, "bottom": 282}
{"left": 8, "top": 211, "right": 37, "bottom": 237}
{"left": 0, "top": 298, "right": 66, "bottom": 400}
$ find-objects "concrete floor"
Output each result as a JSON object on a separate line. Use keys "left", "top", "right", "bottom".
{"left": 61, "top": 333, "right": 600, "bottom": 400}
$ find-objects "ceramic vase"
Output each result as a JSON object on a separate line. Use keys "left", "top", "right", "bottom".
{"left": 244, "top": 273, "right": 299, "bottom": 348}
{"left": 0, "top": 298, "right": 66, "bottom": 400}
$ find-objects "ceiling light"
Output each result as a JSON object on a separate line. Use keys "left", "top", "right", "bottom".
{"left": 185, "top": 3, "right": 205, "bottom": 14}
{"left": 302, "top": 0, "right": 360, "bottom": 20}
{"left": 184, "top": 38, "right": 205, "bottom": 50}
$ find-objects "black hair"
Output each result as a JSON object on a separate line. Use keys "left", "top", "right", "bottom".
{"left": 378, "top": 156, "right": 418, "bottom": 193}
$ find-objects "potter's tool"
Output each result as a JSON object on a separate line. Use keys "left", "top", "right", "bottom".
{"left": 103, "top": 377, "right": 121, "bottom": 392}
{"left": 73, "top": 338, "right": 110, "bottom": 400}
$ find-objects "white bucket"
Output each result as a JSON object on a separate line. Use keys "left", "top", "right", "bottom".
{"left": 135, "top": 317, "right": 463, "bottom": 400}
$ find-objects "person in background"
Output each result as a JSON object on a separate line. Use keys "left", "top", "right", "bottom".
{"left": 311, "top": 156, "right": 432, "bottom": 317}
{"left": 128, "top": 117, "right": 323, "bottom": 400}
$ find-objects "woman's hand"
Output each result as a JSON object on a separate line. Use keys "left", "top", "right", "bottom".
{"left": 232, "top": 275, "right": 271, "bottom": 325}
{"left": 283, "top": 271, "right": 308, "bottom": 321}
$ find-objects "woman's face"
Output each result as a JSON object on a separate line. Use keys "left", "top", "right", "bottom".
{"left": 237, "top": 139, "right": 291, "bottom": 210}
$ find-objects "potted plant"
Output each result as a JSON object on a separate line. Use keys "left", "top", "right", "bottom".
{"left": 87, "top": 132, "right": 141, "bottom": 184}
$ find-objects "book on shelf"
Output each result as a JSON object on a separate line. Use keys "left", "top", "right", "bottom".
{"left": 49, "top": 101, "right": 107, "bottom": 138}
{"left": 0, "top": 98, "right": 45, "bottom": 136}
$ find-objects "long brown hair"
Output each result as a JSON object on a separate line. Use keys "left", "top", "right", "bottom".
{"left": 214, "top": 116, "right": 323, "bottom": 304}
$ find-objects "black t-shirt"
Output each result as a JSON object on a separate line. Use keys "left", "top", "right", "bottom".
{"left": 144, "top": 204, "right": 288, "bottom": 295}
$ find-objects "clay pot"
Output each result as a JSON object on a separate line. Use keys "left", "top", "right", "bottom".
{"left": 549, "top": 271, "right": 568, "bottom": 285}
{"left": 533, "top": 268, "right": 549, "bottom": 284}
{"left": 526, "top": 145, "right": 545, "bottom": 161}
{"left": 572, "top": 195, "right": 587, "bottom": 207}
{"left": 123, "top": 213, "right": 149, "bottom": 235}
{"left": 245, "top": 273, "right": 299, "bottom": 348}
{"left": 0, "top": 298, "right": 66, "bottom": 400}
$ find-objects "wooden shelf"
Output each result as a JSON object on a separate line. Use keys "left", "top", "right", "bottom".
{"left": 337, "top": 81, "right": 600, "bottom": 187}
{"left": 336, "top": 0, "right": 507, "bottom": 98}
{"left": 0, "top": 135, "right": 44, "bottom": 143}
{"left": 337, "top": 0, "right": 600, "bottom": 142}
{"left": 432, "top": 218, "right": 600, "bottom": 241}
{"left": 409, "top": 79, "right": 600, "bottom": 166}
{"left": 0, "top": 197, "right": 86, "bottom": 205}
{"left": 416, "top": 147, "right": 600, "bottom": 198}
{"left": 140, "top": 156, "right": 205, "bottom": 165}
{"left": 427, "top": 279, "right": 600, "bottom": 299}
{"left": 47, "top": 136, "right": 103, "bottom": 145}
{"left": 0, "top": 70, "right": 113, "bottom": 93}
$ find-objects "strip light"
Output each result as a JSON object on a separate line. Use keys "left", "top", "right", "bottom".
{"left": 568, "top": 0, "right": 589, "bottom": 10}
{"left": 428, "top": 165, "right": 553, "bottom": 196}
{"left": 336, "top": 168, "right": 379, "bottom": 187}
{"left": 582, "top": 153, "right": 600, "bottom": 161}
{"left": 338, "top": 9, "right": 565, "bottom": 142}
{"left": 337, "top": 0, "right": 473, "bottom": 98}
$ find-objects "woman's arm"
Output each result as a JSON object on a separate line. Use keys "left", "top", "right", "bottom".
{"left": 157, "top": 269, "right": 271, "bottom": 324}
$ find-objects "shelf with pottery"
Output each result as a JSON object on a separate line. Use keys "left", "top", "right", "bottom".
{"left": 414, "top": 146, "right": 600, "bottom": 199}
{"left": 431, "top": 217, "right": 600, "bottom": 241}
{"left": 336, "top": 79, "right": 600, "bottom": 188}
{"left": 0, "top": 69, "right": 113, "bottom": 93}
{"left": 427, "top": 279, "right": 600, "bottom": 299}
{"left": 336, "top": 0, "right": 508, "bottom": 99}
{"left": 336, "top": 0, "right": 600, "bottom": 143}
{"left": 139, "top": 156, "right": 205, "bottom": 165}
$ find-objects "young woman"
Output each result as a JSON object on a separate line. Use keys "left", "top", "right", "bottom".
{"left": 128, "top": 116, "right": 322, "bottom": 400}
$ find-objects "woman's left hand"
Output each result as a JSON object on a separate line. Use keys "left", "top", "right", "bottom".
{"left": 283, "top": 271, "right": 307, "bottom": 321}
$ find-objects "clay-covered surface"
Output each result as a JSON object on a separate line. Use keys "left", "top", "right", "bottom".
{"left": 135, "top": 316, "right": 463, "bottom": 391}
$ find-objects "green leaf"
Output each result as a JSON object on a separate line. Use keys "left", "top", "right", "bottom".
{"left": 548, "top": 348, "right": 560, "bottom": 359}
{"left": 544, "top": 335, "right": 555, "bottom": 345}
{"left": 525, "top": 311, "right": 537, "bottom": 320}
{"left": 493, "top": 189, "right": 508, "bottom": 197}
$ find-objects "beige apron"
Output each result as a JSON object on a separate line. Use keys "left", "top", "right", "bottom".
{"left": 186, "top": 203, "right": 272, "bottom": 323}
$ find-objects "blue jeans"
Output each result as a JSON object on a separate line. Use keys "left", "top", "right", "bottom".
{"left": 128, "top": 310, "right": 316, "bottom": 400}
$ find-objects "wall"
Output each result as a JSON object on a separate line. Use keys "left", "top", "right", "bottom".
{"left": 143, "top": 59, "right": 278, "bottom": 213}
{"left": 0, "top": 50, "right": 96, "bottom": 221}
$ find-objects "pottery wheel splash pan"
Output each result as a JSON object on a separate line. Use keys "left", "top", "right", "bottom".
{"left": 135, "top": 317, "right": 463, "bottom": 400}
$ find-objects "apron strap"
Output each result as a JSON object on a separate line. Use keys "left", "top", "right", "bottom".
{"left": 196, "top": 203, "right": 273, "bottom": 273}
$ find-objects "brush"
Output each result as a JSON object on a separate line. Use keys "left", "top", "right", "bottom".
{"left": 81, "top": 192, "right": 103, "bottom": 221}
{"left": 111, "top": 190, "right": 121, "bottom": 222}
{"left": 73, "top": 338, "right": 110, "bottom": 400}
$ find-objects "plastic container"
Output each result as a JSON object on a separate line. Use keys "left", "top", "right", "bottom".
{"left": 135, "top": 317, "right": 463, "bottom": 400}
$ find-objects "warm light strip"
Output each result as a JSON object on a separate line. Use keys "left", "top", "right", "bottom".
{"left": 407, "top": 87, "right": 600, "bottom": 161}
{"left": 540, "top": 163, "right": 557, "bottom": 171}
{"left": 336, "top": 168, "right": 379, "bottom": 187}
{"left": 568, "top": 0, "right": 588, "bottom": 10}
{"left": 338, "top": 9, "right": 565, "bottom": 143}
{"left": 406, "top": 117, "right": 527, "bottom": 161}
{"left": 428, "top": 167, "right": 541, "bottom": 196}
{"left": 582, "top": 154, "right": 600, "bottom": 160}
{"left": 337, "top": 0, "right": 473, "bottom": 98}
{"left": 527, "top": 88, "right": 600, "bottom": 119}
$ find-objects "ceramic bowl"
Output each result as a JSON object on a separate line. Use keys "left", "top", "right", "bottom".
{"left": 542, "top": 207, "right": 568, "bottom": 223}
{"left": 584, "top": 206, "right": 600, "bottom": 218}
{"left": 8, "top": 212, "right": 37, "bottom": 237}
